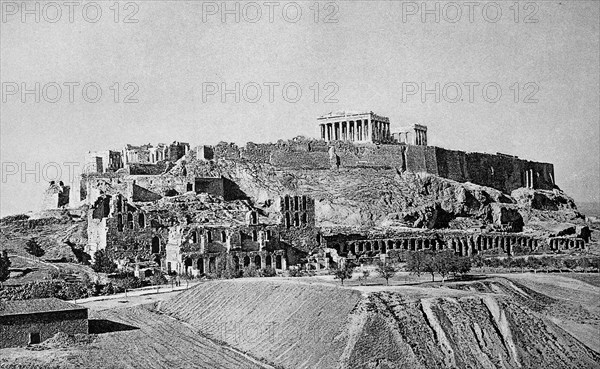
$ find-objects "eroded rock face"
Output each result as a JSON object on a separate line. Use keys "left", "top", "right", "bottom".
{"left": 487, "top": 203, "right": 524, "bottom": 232}
{"left": 512, "top": 188, "right": 577, "bottom": 211}
{"left": 180, "top": 157, "right": 583, "bottom": 231}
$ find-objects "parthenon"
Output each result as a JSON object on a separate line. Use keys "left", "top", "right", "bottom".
{"left": 317, "top": 111, "right": 392, "bottom": 143}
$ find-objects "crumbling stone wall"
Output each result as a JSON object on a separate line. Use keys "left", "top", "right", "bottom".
{"left": 323, "top": 230, "right": 586, "bottom": 261}
{"left": 278, "top": 195, "right": 319, "bottom": 253}
{"left": 0, "top": 309, "right": 88, "bottom": 348}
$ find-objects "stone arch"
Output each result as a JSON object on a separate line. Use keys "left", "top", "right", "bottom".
{"left": 209, "top": 257, "right": 216, "bottom": 273}
{"left": 127, "top": 212, "right": 134, "bottom": 229}
{"left": 152, "top": 236, "right": 160, "bottom": 254}
{"left": 294, "top": 212, "right": 300, "bottom": 227}
{"left": 275, "top": 254, "right": 282, "bottom": 269}
{"left": 365, "top": 242, "right": 372, "bottom": 252}
{"left": 285, "top": 213, "right": 291, "bottom": 228}
{"left": 138, "top": 213, "right": 145, "bottom": 228}
{"left": 184, "top": 257, "right": 192, "bottom": 274}
{"left": 254, "top": 255, "right": 262, "bottom": 269}
{"left": 197, "top": 257, "right": 204, "bottom": 274}
{"left": 243, "top": 255, "right": 251, "bottom": 267}
{"left": 221, "top": 230, "right": 227, "bottom": 242}
{"left": 117, "top": 214, "right": 123, "bottom": 232}
{"left": 252, "top": 230, "right": 258, "bottom": 242}
{"left": 266, "top": 254, "right": 272, "bottom": 268}
{"left": 191, "top": 230, "right": 197, "bottom": 243}
{"left": 232, "top": 255, "right": 240, "bottom": 270}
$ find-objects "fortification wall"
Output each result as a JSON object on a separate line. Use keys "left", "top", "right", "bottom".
{"left": 210, "top": 141, "right": 554, "bottom": 194}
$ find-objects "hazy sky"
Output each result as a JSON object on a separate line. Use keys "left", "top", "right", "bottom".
{"left": 1, "top": 0, "right": 599, "bottom": 216}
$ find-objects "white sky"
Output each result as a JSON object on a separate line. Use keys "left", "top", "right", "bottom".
{"left": 1, "top": 0, "right": 599, "bottom": 216}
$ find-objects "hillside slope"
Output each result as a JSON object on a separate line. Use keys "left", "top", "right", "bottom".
{"left": 0, "top": 210, "right": 88, "bottom": 262}
{"left": 158, "top": 279, "right": 362, "bottom": 369}
{"left": 159, "top": 277, "right": 600, "bottom": 369}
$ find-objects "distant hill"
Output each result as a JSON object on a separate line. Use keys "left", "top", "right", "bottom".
{"left": 577, "top": 202, "right": 600, "bottom": 218}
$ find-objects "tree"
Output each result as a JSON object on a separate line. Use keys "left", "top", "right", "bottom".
{"left": 451, "top": 255, "right": 472, "bottom": 279}
{"left": 358, "top": 269, "right": 370, "bottom": 286}
{"left": 91, "top": 250, "right": 117, "bottom": 274}
{"left": 25, "top": 238, "right": 45, "bottom": 260}
{"left": 434, "top": 250, "right": 457, "bottom": 282}
{"left": 333, "top": 264, "right": 354, "bottom": 285}
{"left": 376, "top": 262, "right": 396, "bottom": 286}
{"left": 422, "top": 252, "right": 437, "bottom": 282}
{"left": 0, "top": 250, "right": 11, "bottom": 286}
{"left": 406, "top": 250, "right": 427, "bottom": 277}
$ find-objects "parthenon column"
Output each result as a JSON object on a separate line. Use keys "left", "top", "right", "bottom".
{"left": 349, "top": 121, "right": 354, "bottom": 141}
{"left": 357, "top": 121, "right": 362, "bottom": 141}
{"left": 342, "top": 122, "right": 347, "bottom": 140}
{"left": 320, "top": 124, "right": 325, "bottom": 140}
{"left": 364, "top": 120, "right": 369, "bottom": 142}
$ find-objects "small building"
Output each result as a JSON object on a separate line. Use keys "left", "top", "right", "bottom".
{"left": 393, "top": 124, "right": 428, "bottom": 146}
{"left": 0, "top": 298, "right": 88, "bottom": 348}
{"left": 41, "top": 181, "right": 70, "bottom": 211}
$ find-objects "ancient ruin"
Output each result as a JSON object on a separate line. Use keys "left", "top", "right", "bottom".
{"left": 66, "top": 111, "right": 588, "bottom": 274}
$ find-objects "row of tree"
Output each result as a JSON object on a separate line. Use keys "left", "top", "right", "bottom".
{"left": 333, "top": 250, "right": 473, "bottom": 285}
{"left": 472, "top": 255, "right": 600, "bottom": 272}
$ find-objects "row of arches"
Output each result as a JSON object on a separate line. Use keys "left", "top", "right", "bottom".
{"left": 116, "top": 212, "right": 147, "bottom": 232}
{"left": 114, "top": 235, "right": 162, "bottom": 254}
{"left": 188, "top": 228, "right": 274, "bottom": 244}
{"left": 184, "top": 253, "right": 284, "bottom": 274}
{"left": 548, "top": 238, "right": 585, "bottom": 250}
{"left": 282, "top": 195, "right": 308, "bottom": 212}
{"left": 344, "top": 235, "right": 547, "bottom": 258}
{"left": 284, "top": 211, "right": 308, "bottom": 228}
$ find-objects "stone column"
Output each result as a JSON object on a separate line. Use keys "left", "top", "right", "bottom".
{"left": 281, "top": 254, "right": 287, "bottom": 270}
{"left": 349, "top": 121, "right": 354, "bottom": 141}
{"left": 530, "top": 169, "right": 535, "bottom": 188}
{"left": 367, "top": 116, "right": 372, "bottom": 142}
{"left": 342, "top": 122, "right": 347, "bottom": 140}
{"left": 203, "top": 257, "right": 209, "bottom": 275}
{"left": 320, "top": 124, "right": 325, "bottom": 140}
{"left": 357, "top": 120, "right": 362, "bottom": 141}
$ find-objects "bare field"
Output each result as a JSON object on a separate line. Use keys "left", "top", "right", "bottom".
{"left": 158, "top": 275, "right": 600, "bottom": 369}
{"left": 2, "top": 273, "right": 599, "bottom": 369}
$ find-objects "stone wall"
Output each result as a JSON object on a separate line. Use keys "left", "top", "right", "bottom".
{"left": 210, "top": 140, "right": 555, "bottom": 194}
{"left": 0, "top": 309, "right": 88, "bottom": 348}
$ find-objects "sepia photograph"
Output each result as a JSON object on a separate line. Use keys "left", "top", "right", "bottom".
{"left": 0, "top": 1, "right": 599, "bottom": 368}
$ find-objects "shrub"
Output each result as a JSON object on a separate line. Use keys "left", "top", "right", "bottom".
{"left": 0, "top": 250, "right": 11, "bottom": 285}
{"left": 91, "top": 250, "right": 117, "bottom": 274}
{"left": 25, "top": 238, "right": 45, "bottom": 260}
{"left": 242, "top": 264, "right": 259, "bottom": 278}
{"left": 260, "top": 266, "right": 277, "bottom": 277}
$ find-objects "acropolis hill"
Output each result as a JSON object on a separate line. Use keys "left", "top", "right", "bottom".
{"left": 32, "top": 111, "right": 588, "bottom": 274}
